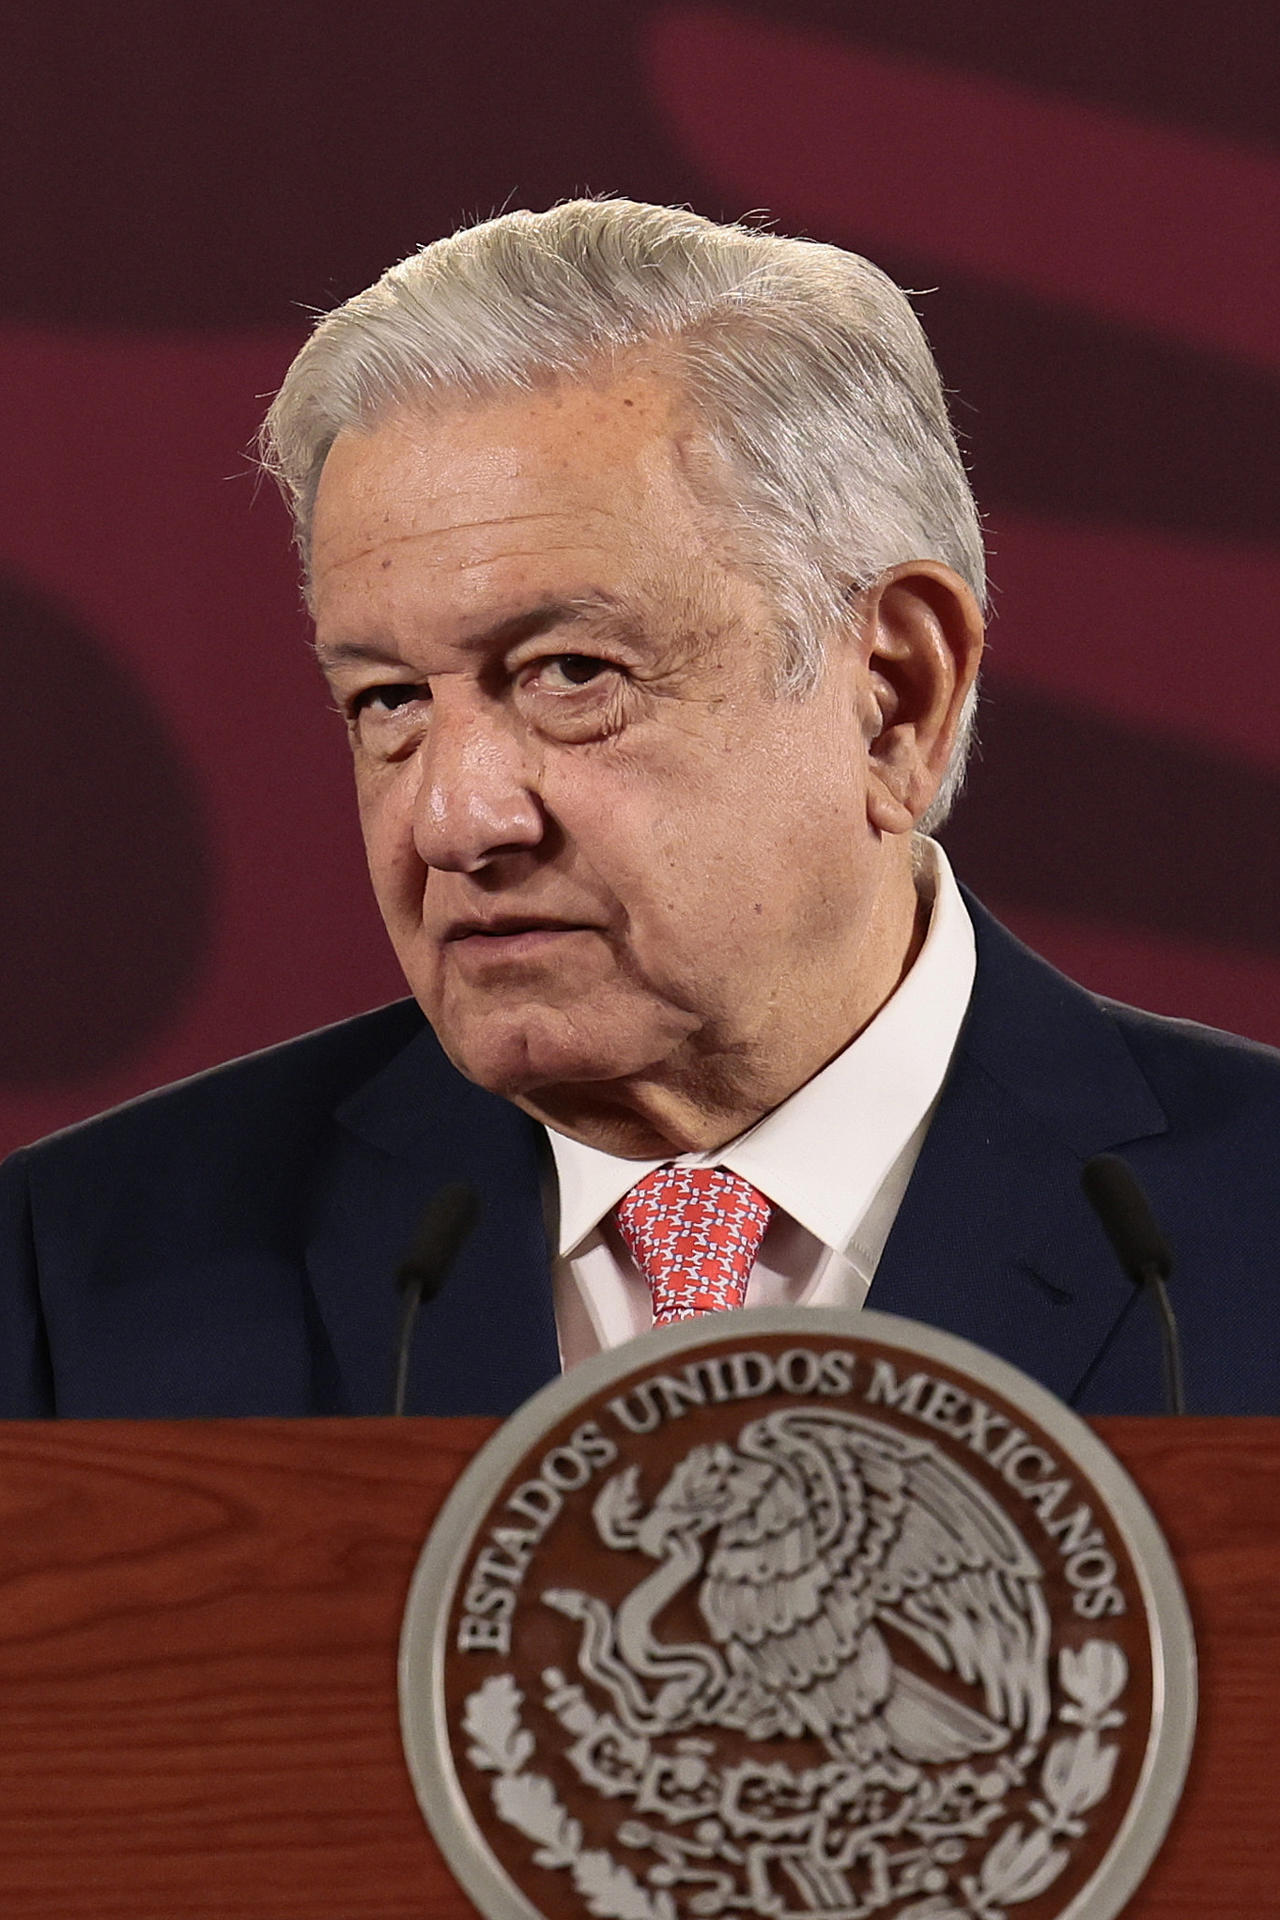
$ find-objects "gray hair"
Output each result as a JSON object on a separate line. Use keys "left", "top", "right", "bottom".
{"left": 261, "top": 197, "right": 985, "bottom": 827}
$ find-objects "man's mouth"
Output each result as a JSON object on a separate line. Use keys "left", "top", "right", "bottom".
{"left": 440, "top": 917, "right": 596, "bottom": 957}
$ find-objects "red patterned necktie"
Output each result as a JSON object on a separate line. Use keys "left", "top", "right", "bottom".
{"left": 615, "top": 1165, "right": 772, "bottom": 1325}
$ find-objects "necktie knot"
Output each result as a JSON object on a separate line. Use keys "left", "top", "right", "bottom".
{"left": 615, "top": 1165, "right": 771, "bottom": 1325}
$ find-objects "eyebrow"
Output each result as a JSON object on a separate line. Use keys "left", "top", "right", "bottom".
{"left": 314, "top": 590, "right": 645, "bottom": 673}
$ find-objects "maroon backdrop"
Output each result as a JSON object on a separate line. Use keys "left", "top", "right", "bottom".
{"left": 2, "top": 0, "right": 1277, "bottom": 1157}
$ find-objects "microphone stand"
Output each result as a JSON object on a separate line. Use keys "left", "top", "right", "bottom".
{"left": 389, "top": 1184, "right": 480, "bottom": 1417}
{"left": 1082, "top": 1154, "right": 1186, "bottom": 1416}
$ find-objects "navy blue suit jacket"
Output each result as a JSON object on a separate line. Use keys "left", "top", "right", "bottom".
{"left": 2, "top": 899, "right": 1277, "bottom": 1417}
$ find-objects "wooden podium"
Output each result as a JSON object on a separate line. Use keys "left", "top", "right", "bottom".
{"left": 0, "top": 1417, "right": 1274, "bottom": 1919}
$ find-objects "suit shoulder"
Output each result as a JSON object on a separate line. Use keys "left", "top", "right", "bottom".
{"left": 965, "top": 889, "right": 1280, "bottom": 1106}
{"left": 8, "top": 999, "right": 429, "bottom": 1174}
{"left": 1099, "top": 995, "right": 1280, "bottom": 1123}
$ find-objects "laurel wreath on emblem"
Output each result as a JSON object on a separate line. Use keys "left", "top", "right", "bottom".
{"left": 466, "top": 1642, "right": 1124, "bottom": 1919}
{"left": 463, "top": 1410, "right": 1130, "bottom": 1919}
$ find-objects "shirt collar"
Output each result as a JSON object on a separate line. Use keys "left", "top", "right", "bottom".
{"left": 547, "top": 838, "right": 976, "bottom": 1257}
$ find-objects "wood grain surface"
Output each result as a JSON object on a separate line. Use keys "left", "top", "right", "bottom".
{"left": 0, "top": 1416, "right": 1273, "bottom": 1919}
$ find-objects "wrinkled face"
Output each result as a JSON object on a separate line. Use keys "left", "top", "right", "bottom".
{"left": 311, "top": 372, "right": 915, "bottom": 1154}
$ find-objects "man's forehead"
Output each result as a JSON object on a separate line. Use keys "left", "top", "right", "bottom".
{"left": 308, "top": 384, "right": 732, "bottom": 644}
{"left": 312, "top": 371, "right": 696, "bottom": 540}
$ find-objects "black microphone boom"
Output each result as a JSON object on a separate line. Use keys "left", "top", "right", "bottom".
{"left": 1081, "top": 1154, "right": 1186, "bottom": 1415}
{"left": 389, "top": 1183, "right": 481, "bottom": 1417}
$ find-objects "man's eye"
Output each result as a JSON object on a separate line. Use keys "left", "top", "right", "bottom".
{"left": 537, "top": 654, "right": 612, "bottom": 689}
{"left": 351, "top": 683, "right": 426, "bottom": 717}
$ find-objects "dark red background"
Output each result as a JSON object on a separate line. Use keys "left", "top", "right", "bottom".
{"left": 2, "top": 0, "right": 1277, "bottom": 1156}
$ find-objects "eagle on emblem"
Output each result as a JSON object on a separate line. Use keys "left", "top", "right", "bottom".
{"left": 544, "top": 1408, "right": 1052, "bottom": 1776}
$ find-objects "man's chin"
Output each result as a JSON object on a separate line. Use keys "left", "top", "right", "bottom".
{"left": 429, "top": 1005, "right": 673, "bottom": 1105}
{"left": 428, "top": 1002, "right": 728, "bottom": 1156}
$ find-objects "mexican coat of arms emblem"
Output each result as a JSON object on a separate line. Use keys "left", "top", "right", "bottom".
{"left": 400, "top": 1309, "right": 1195, "bottom": 1920}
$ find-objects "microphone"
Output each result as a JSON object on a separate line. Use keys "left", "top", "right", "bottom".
{"left": 1081, "top": 1154, "right": 1186, "bottom": 1415}
{"left": 389, "top": 1183, "right": 481, "bottom": 1417}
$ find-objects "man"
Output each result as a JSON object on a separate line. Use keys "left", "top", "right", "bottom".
{"left": 1, "top": 199, "right": 1276, "bottom": 1416}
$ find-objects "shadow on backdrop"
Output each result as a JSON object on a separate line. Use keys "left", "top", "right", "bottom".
{"left": 0, "top": 574, "right": 214, "bottom": 1084}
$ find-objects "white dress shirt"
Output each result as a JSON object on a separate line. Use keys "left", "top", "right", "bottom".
{"left": 547, "top": 838, "right": 977, "bottom": 1367}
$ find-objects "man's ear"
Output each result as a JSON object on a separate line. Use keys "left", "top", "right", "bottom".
{"left": 856, "top": 560, "right": 984, "bottom": 835}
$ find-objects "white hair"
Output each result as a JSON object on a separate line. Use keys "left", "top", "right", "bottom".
{"left": 261, "top": 197, "right": 985, "bottom": 826}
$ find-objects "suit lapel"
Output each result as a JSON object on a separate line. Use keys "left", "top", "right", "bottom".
{"left": 871, "top": 900, "right": 1169, "bottom": 1405}
{"left": 302, "top": 1026, "right": 560, "bottom": 1415}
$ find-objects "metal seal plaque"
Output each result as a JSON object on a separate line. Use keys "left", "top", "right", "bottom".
{"left": 400, "top": 1309, "right": 1196, "bottom": 1920}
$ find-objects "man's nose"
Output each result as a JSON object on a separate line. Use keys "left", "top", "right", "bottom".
{"left": 410, "top": 700, "right": 544, "bottom": 873}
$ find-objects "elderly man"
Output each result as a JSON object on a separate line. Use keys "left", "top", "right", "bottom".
{"left": 1, "top": 200, "right": 1276, "bottom": 1416}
